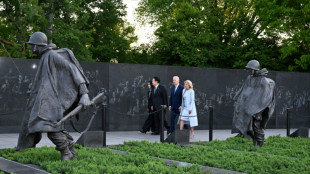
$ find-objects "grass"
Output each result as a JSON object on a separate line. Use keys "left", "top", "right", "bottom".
{"left": 0, "top": 135, "right": 309, "bottom": 174}
{"left": 0, "top": 145, "right": 204, "bottom": 174}
{"left": 110, "top": 136, "right": 310, "bottom": 174}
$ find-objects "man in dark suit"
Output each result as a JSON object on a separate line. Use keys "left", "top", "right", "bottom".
{"left": 150, "top": 77, "right": 170, "bottom": 135}
{"left": 168, "top": 76, "right": 184, "bottom": 134}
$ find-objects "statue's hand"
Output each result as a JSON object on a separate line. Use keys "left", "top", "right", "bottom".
{"left": 79, "top": 94, "right": 91, "bottom": 109}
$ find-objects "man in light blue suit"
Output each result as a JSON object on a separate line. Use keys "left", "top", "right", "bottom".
{"left": 168, "top": 76, "right": 184, "bottom": 134}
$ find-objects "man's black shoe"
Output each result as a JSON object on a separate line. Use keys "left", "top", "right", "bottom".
{"left": 166, "top": 127, "right": 171, "bottom": 135}
{"left": 139, "top": 129, "right": 147, "bottom": 134}
{"left": 167, "top": 130, "right": 174, "bottom": 136}
{"left": 151, "top": 132, "right": 159, "bottom": 135}
{"left": 166, "top": 127, "right": 170, "bottom": 132}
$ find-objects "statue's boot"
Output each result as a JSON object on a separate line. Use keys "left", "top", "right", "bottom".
{"left": 61, "top": 147, "right": 74, "bottom": 161}
{"left": 257, "top": 141, "right": 264, "bottom": 147}
{"left": 69, "top": 144, "right": 77, "bottom": 159}
{"left": 253, "top": 139, "right": 258, "bottom": 146}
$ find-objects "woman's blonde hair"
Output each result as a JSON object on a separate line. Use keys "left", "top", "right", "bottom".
{"left": 184, "top": 80, "right": 193, "bottom": 89}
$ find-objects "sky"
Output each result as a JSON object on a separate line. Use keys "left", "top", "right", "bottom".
{"left": 123, "top": 0, "right": 157, "bottom": 46}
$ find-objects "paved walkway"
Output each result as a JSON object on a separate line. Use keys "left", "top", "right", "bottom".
{"left": 0, "top": 129, "right": 300, "bottom": 149}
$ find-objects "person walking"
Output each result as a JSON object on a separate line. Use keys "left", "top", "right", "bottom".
{"left": 151, "top": 77, "right": 170, "bottom": 135}
{"left": 168, "top": 76, "right": 184, "bottom": 134}
{"left": 140, "top": 80, "right": 155, "bottom": 133}
{"left": 179, "top": 80, "right": 198, "bottom": 138}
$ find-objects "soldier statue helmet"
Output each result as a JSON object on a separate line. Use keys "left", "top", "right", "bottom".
{"left": 27, "top": 32, "right": 48, "bottom": 46}
{"left": 245, "top": 60, "right": 260, "bottom": 71}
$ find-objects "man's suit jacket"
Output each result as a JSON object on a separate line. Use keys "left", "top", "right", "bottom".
{"left": 169, "top": 84, "right": 184, "bottom": 109}
{"left": 151, "top": 84, "right": 168, "bottom": 110}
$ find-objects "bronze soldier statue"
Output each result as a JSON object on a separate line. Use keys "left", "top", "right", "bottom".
{"left": 232, "top": 60, "right": 275, "bottom": 147}
{"left": 17, "top": 32, "right": 91, "bottom": 161}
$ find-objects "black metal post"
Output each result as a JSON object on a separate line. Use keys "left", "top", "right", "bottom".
{"left": 209, "top": 106, "right": 213, "bottom": 141}
{"left": 103, "top": 104, "right": 107, "bottom": 147}
{"left": 286, "top": 108, "right": 290, "bottom": 137}
{"left": 160, "top": 105, "right": 164, "bottom": 143}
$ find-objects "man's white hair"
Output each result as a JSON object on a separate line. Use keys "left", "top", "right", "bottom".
{"left": 173, "top": 76, "right": 179, "bottom": 80}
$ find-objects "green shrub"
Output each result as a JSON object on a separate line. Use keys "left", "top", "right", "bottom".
{"left": 0, "top": 145, "right": 203, "bottom": 174}
{"left": 1, "top": 136, "right": 309, "bottom": 174}
{"left": 195, "top": 135, "right": 310, "bottom": 158}
{"left": 110, "top": 136, "right": 310, "bottom": 174}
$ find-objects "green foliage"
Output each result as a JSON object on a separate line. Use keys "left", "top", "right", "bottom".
{"left": 123, "top": 44, "right": 156, "bottom": 64}
{"left": 137, "top": 0, "right": 310, "bottom": 72}
{"left": 254, "top": 0, "right": 310, "bottom": 72}
{"left": 111, "top": 136, "right": 310, "bottom": 174}
{"left": 195, "top": 135, "right": 310, "bottom": 159}
{"left": 0, "top": 0, "right": 47, "bottom": 58}
{"left": 88, "top": 0, "right": 137, "bottom": 63}
{"left": 136, "top": 0, "right": 175, "bottom": 25}
{"left": 0, "top": 145, "right": 202, "bottom": 174}
{"left": 0, "top": 0, "right": 136, "bottom": 62}
{"left": 2, "top": 0, "right": 309, "bottom": 69}
{"left": 1, "top": 136, "right": 309, "bottom": 174}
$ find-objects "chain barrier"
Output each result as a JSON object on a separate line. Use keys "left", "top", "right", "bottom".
{"left": 0, "top": 108, "right": 213, "bottom": 120}
{"left": 291, "top": 112, "right": 310, "bottom": 118}
{"left": 170, "top": 110, "right": 180, "bottom": 116}
{"left": 106, "top": 106, "right": 212, "bottom": 117}
{"left": 106, "top": 106, "right": 164, "bottom": 117}
{"left": 214, "top": 110, "right": 233, "bottom": 119}
{"left": 0, "top": 106, "right": 222, "bottom": 120}
{"left": 0, "top": 110, "right": 24, "bottom": 120}
{"left": 197, "top": 111, "right": 209, "bottom": 115}
{"left": 287, "top": 112, "right": 310, "bottom": 130}
{"left": 286, "top": 108, "right": 310, "bottom": 136}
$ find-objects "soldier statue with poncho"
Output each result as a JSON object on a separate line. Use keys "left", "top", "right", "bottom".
{"left": 232, "top": 60, "right": 275, "bottom": 147}
{"left": 17, "top": 32, "right": 91, "bottom": 161}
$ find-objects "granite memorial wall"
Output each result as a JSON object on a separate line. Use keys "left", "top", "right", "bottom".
{"left": 0, "top": 57, "right": 309, "bottom": 133}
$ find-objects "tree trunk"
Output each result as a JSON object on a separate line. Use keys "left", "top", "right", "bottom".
{"left": 48, "top": 0, "right": 54, "bottom": 44}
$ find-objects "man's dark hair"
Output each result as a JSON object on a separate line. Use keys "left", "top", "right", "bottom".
{"left": 153, "top": 77, "right": 160, "bottom": 83}
{"left": 148, "top": 80, "right": 154, "bottom": 88}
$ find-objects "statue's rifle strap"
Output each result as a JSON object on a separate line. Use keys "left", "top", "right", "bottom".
{"left": 69, "top": 106, "right": 99, "bottom": 134}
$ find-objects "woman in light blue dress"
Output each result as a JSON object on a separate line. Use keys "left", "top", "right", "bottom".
{"left": 179, "top": 80, "right": 198, "bottom": 138}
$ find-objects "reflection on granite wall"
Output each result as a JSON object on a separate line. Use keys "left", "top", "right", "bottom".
{"left": 0, "top": 57, "right": 309, "bottom": 133}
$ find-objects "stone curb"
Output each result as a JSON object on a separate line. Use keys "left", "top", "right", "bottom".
{"left": 109, "top": 149, "right": 246, "bottom": 174}
{"left": 0, "top": 157, "right": 50, "bottom": 174}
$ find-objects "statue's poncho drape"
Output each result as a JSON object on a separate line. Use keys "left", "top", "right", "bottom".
{"left": 26, "top": 47, "right": 89, "bottom": 133}
{"left": 233, "top": 75, "right": 275, "bottom": 138}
